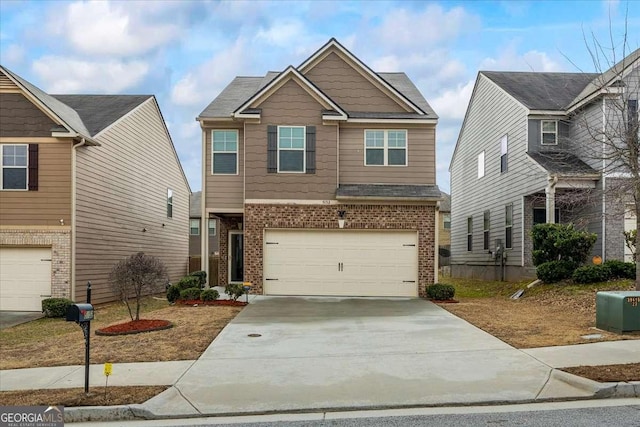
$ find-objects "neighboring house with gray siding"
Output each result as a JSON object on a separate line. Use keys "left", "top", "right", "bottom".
{"left": 0, "top": 65, "right": 190, "bottom": 310}
{"left": 197, "top": 38, "right": 441, "bottom": 298}
{"left": 449, "top": 50, "right": 639, "bottom": 280}
{"left": 189, "top": 191, "right": 218, "bottom": 257}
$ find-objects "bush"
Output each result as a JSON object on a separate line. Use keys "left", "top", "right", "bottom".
{"left": 190, "top": 270, "right": 207, "bottom": 287}
{"left": 201, "top": 289, "right": 219, "bottom": 301}
{"left": 426, "top": 283, "right": 455, "bottom": 301}
{"left": 179, "top": 287, "right": 202, "bottom": 300}
{"left": 603, "top": 260, "right": 636, "bottom": 279}
{"left": 536, "top": 260, "right": 576, "bottom": 283}
{"left": 573, "top": 265, "right": 612, "bottom": 284}
{"left": 176, "top": 276, "right": 201, "bottom": 291}
{"left": 531, "top": 223, "right": 597, "bottom": 266}
{"left": 225, "top": 283, "right": 245, "bottom": 301}
{"left": 166, "top": 285, "right": 181, "bottom": 303}
{"left": 42, "top": 298, "right": 74, "bottom": 318}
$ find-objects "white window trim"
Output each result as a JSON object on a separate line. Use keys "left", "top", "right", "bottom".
{"left": 483, "top": 211, "right": 490, "bottom": 251}
{"left": 190, "top": 219, "right": 200, "bottom": 236}
{"left": 277, "top": 125, "right": 306, "bottom": 174}
{"left": 167, "top": 188, "right": 173, "bottom": 219}
{"left": 467, "top": 216, "right": 473, "bottom": 252}
{"left": 541, "top": 120, "right": 558, "bottom": 145}
{"left": 363, "top": 129, "right": 408, "bottom": 167}
{"left": 208, "top": 218, "right": 217, "bottom": 236}
{"left": 1, "top": 144, "right": 29, "bottom": 191}
{"left": 211, "top": 130, "right": 239, "bottom": 175}
{"left": 500, "top": 135, "right": 508, "bottom": 173}
{"left": 477, "top": 151, "right": 485, "bottom": 178}
{"left": 505, "top": 204, "right": 513, "bottom": 249}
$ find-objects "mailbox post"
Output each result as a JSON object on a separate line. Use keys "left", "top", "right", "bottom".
{"left": 66, "top": 282, "right": 94, "bottom": 394}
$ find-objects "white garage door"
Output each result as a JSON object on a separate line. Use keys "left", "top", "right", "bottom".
{"left": 0, "top": 247, "right": 52, "bottom": 311}
{"left": 264, "top": 230, "right": 418, "bottom": 297}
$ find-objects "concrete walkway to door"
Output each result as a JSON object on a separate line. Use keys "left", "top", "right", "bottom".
{"left": 140, "top": 296, "right": 623, "bottom": 417}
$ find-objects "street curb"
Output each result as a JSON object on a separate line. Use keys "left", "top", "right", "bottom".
{"left": 550, "top": 370, "right": 640, "bottom": 399}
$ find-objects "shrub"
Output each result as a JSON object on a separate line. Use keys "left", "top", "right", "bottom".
{"left": 531, "top": 223, "right": 597, "bottom": 266}
{"left": 42, "top": 298, "right": 74, "bottom": 318}
{"left": 536, "top": 260, "right": 576, "bottom": 283}
{"left": 225, "top": 283, "right": 245, "bottom": 301}
{"left": 166, "top": 285, "right": 181, "bottom": 303}
{"left": 175, "top": 276, "right": 201, "bottom": 291}
{"left": 179, "top": 287, "right": 202, "bottom": 301}
{"left": 426, "top": 283, "right": 455, "bottom": 301}
{"left": 201, "top": 289, "right": 219, "bottom": 301}
{"left": 603, "top": 260, "right": 636, "bottom": 280}
{"left": 573, "top": 265, "right": 612, "bottom": 284}
{"left": 190, "top": 270, "right": 207, "bottom": 287}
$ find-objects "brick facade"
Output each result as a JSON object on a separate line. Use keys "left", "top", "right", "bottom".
{"left": 0, "top": 227, "right": 71, "bottom": 299}
{"left": 229, "top": 203, "right": 436, "bottom": 297}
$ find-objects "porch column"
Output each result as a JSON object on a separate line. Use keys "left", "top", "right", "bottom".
{"left": 545, "top": 175, "right": 558, "bottom": 224}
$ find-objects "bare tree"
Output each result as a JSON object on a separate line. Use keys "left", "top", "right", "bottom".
{"left": 109, "top": 252, "right": 168, "bottom": 321}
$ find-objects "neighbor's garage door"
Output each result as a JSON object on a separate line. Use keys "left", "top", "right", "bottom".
{"left": 0, "top": 247, "right": 52, "bottom": 311}
{"left": 263, "top": 230, "right": 418, "bottom": 297}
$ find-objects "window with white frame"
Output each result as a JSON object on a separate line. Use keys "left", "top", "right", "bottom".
{"left": 483, "top": 210, "right": 490, "bottom": 251}
{"left": 500, "top": 135, "right": 508, "bottom": 173}
{"left": 167, "top": 189, "right": 173, "bottom": 218}
{"left": 541, "top": 120, "right": 557, "bottom": 145}
{"left": 1, "top": 144, "right": 28, "bottom": 190}
{"left": 208, "top": 218, "right": 217, "bottom": 236}
{"left": 212, "top": 130, "right": 238, "bottom": 174}
{"left": 278, "top": 126, "right": 305, "bottom": 172}
{"left": 443, "top": 213, "right": 451, "bottom": 230}
{"left": 467, "top": 217, "right": 473, "bottom": 251}
{"left": 190, "top": 219, "right": 200, "bottom": 235}
{"left": 364, "top": 130, "right": 407, "bottom": 166}
{"left": 505, "top": 204, "right": 513, "bottom": 249}
{"left": 477, "top": 151, "right": 485, "bottom": 178}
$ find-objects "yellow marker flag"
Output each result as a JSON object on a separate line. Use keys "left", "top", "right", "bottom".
{"left": 104, "top": 363, "right": 113, "bottom": 377}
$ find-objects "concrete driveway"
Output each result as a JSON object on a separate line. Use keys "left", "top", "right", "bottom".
{"left": 0, "top": 311, "right": 43, "bottom": 329}
{"left": 144, "top": 297, "right": 588, "bottom": 416}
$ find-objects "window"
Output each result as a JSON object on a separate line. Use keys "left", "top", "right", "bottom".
{"left": 208, "top": 218, "right": 217, "bottom": 236}
{"left": 443, "top": 213, "right": 451, "bottom": 230}
{"left": 505, "top": 204, "right": 513, "bottom": 249}
{"left": 467, "top": 217, "right": 473, "bottom": 251}
{"left": 477, "top": 151, "right": 485, "bottom": 178}
{"left": 1, "top": 144, "right": 28, "bottom": 190}
{"left": 364, "top": 130, "right": 407, "bottom": 166}
{"left": 533, "top": 208, "right": 559, "bottom": 225}
{"left": 500, "top": 135, "right": 508, "bottom": 173}
{"left": 278, "top": 126, "right": 305, "bottom": 172}
{"left": 541, "top": 120, "right": 557, "bottom": 145}
{"left": 167, "top": 189, "right": 173, "bottom": 218}
{"left": 190, "top": 219, "right": 200, "bottom": 235}
{"left": 212, "top": 130, "right": 238, "bottom": 174}
{"left": 483, "top": 211, "right": 490, "bottom": 251}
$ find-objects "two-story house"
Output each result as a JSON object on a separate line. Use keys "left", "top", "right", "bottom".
{"left": 449, "top": 50, "right": 639, "bottom": 280}
{"left": 0, "top": 66, "right": 190, "bottom": 310}
{"left": 197, "top": 39, "right": 441, "bottom": 297}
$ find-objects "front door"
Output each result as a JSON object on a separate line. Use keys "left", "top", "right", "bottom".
{"left": 229, "top": 231, "right": 244, "bottom": 283}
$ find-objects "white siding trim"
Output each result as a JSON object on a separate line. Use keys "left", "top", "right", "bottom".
{"left": 201, "top": 128, "right": 208, "bottom": 276}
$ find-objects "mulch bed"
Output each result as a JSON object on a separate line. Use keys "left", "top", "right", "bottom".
{"left": 176, "top": 299, "right": 248, "bottom": 307}
{"left": 95, "top": 319, "right": 173, "bottom": 336}
{"left": 562, "top": 363, "right": 640, "bottom": 383}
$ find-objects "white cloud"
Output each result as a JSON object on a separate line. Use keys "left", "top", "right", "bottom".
{"left": 430, "top": 79, "right": 475, "bottom": 121}
{"left": 255, "top": 20, "right": 305, "bottom": 47}
{"left": 32, "top": 56, "right": 149, "bottom": 93}
{"left": 50, "top": 0, "right": 181, "bottom": 57}
{"left": 1, "top": 44, "right": 24, "bottom": 65}
{"left": 480, "top": 49, "right": 562, "bottom": 72}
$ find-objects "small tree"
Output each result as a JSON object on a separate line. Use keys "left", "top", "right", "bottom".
{"left": 109, "top": 252, "right": 168, "bottom": 321}
{"left": 625, "top": 229, "right": 637, "bottom": 260}
{"left": 531, "top": 223, "right": 597, "bottom": 267}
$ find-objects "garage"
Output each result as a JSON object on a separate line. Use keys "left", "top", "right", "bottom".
{"left": 0, "top": 247, "right": 52, "bottom": 311}
{"left": 263, "top": 230, "right": 418, "bottom": 297}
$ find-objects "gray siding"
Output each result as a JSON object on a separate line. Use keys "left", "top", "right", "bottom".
{"left": 527, "top": 119, "right": 570, "bottom": 152}
{"left": 450, "top": 74, "right": 547, "bottom": 269}
{"left": 75, "top": 99, "right": 190, "bottom": 304}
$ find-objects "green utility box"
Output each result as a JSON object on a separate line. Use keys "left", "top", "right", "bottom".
{"left": 596, "top": 291, "right": 640, "bottom": 333}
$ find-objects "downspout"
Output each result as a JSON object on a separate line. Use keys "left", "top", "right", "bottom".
{"left": 200, "top": 126, "right": 208, "bottom": 284}
{"left": 545, "top": 175, "right": 558, "bottom": 224}
{"left": 601, "top": 97, "right": 607, "bottom": 260}
{"left": 434, "top": 201, "right": 440, "bottom": 286}
{"left": 71, "top": 137, "right": 87, "bottom": 301}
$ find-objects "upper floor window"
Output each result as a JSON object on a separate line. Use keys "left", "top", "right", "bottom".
{"left": 467, "top": 217, "right": 473, "bottom": 251}
{"left": 212, "top": 130, "right": 238, "bottom": 174}
{"left": 364, "top": 130, "right": 407, "bottom": 166}
{"left": 167, "top": 189, "right": 173, "bottom": 218}
{"left": 541, "top": 120, "right": 557, "bottom": 145}
{"left": 443, "top": 213, "right": 451, "bottom": 230}
{"left": 278, "top": 126, "right": 305, "bottom": 173}
{"left": 1, "top": 144, "right": 28, "bottom": 190}
{"left": 505, "top": 204, "right": 513, "bottom": 249}
{"left": 190, "top": 219, "right": 200, "bottom": 235}
{"left": 477, "top": 151, "right": 485, "bottom": 178}
{"left": 500, "top": 135, "right": 508, "bottom": 173}
{"left": 208, "top": 218, "right": 217, "bottom": 236}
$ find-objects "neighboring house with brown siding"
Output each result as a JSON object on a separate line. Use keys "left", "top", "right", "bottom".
{"left": 438, "top": 193, "right": 451, "bottom": 269}
{"left": 189, "top": 191, "right": 218, "bottom": 257}
{"left": 0, "top": 66, "right": 190, "bottom": 310}
{"left": 197, "top": 39, "right": 441, "bottom": 298}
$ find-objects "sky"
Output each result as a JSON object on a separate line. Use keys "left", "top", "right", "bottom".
{"left": 1, "top": 0, "right": 638, "bottom": 193}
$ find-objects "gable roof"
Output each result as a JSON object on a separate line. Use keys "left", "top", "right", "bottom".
{"left": 481, "top": 71, "right": 598, "bottom": 110}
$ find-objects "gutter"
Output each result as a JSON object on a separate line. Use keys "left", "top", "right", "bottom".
{"left": 70, "top": 138, "right": 88, "bottom": 301}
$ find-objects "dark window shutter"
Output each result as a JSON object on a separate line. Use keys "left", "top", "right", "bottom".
{"left": 305, "top": 126, "right": 316, "bottom": 174}
{"left": 28, "top": 144, "right": 38, "bottom": 191}
{"left": 267, "top": 125, "right": 277, "bottom": 173}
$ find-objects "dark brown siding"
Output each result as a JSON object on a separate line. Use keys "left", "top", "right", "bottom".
{"left": 0, "top": 93, "right": 58, "bottom": 137}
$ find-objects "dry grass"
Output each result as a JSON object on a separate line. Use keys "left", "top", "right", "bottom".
{"left": 0, "top": 296, "right": 243, "bottom": 370}
{"left": 562, "top": 363, "right": 640, "bottom": 382}
{"left": 0, "top": 386, "right": 167, "bottom": 407}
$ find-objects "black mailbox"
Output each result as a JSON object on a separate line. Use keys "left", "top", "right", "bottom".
{"left": 66, "top": 303, "right": 94, "bottom": 322}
